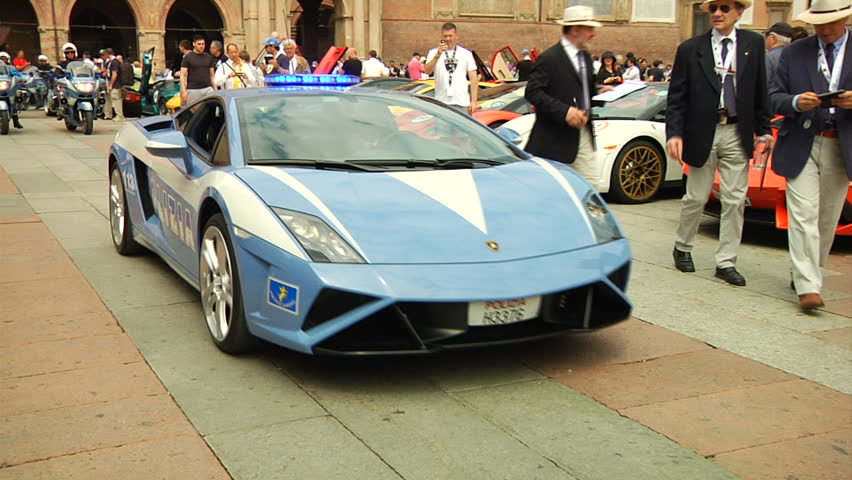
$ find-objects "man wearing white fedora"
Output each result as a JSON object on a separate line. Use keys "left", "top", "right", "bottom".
{"left": 769, "top": 0, "right": 852, "bottom": 311}
{"left": 667, "top": 0, "right": 773, "bottom": 287}
{"left": 524, "top": 6, "right": 603, "bottom": 180}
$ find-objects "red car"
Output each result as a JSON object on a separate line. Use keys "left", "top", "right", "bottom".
{"left": 703, "top": 117, "right": 852, "bottom": 236}
{"left": 472, "top": 81, "right": 530, "bottom": 129}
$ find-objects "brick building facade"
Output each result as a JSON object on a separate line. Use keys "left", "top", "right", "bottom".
{"left": 0, "top": 1, "right": 839, "bottom": 74}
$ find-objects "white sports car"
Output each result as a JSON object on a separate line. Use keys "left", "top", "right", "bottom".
{"left": 498, "top": 83, "right": 682, "bottom": 204}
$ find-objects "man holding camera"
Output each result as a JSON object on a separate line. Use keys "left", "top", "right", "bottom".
{"left": 424, "top": 23, "right": 479, "bottom": 114}
{"left": 215, "top": 43, "right": 258, "bottom": 89}
{"left": 769, "top": 0, "right": 851, "bottom": 311}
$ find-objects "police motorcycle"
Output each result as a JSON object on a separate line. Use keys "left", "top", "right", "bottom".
{"left": 55, "top": 61, "right": 99, "bottom": 135}
{"left": 15, "top": 66, "right": 48, "bottom": 110}
{"left": 0, "top": 62, "right": 25, "bottom": 135}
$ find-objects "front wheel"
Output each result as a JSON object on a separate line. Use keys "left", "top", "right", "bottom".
{"left": 0, "top": 110, "right": 9, "bottom": 135}
{"left": 83, "top": 109, "right": 94, "bottom": 135}
{"left": 64, "top": 116, "right": 77, "bottom": 131}
{"left": 200, "top": 213, "right": 257, "bottom": 354}
{"left": 608, "top": 140, "right": 665, "bottom": 204}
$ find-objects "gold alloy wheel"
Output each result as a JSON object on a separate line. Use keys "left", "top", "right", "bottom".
{"left": 615, "top": 142, "right": 664, "bottom": 203}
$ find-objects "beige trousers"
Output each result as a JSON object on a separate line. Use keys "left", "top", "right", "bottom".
{"left": 570, "top": 126, "right": 599, "bottom": 186}
{"left": 103, "top": 88, "right": 113, "bottom": 119}
{"left": 786, "top": 136, "right": 848, "bottom": 295}
{"left": 109, "top": 88, "right": 124, "bottom": 119}
{"left": 675, "top": 124, "right": 749, "bottom": 269}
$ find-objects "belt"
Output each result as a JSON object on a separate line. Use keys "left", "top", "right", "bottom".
{"left": 816, "top": 129, "right": 838, "bottom": 138}
{"left": 718, "top": 115, "right": 738, "bottom": 125}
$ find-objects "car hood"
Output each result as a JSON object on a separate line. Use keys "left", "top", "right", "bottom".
{"left": 236, "top": 160, "right": 600, "bottom": 264}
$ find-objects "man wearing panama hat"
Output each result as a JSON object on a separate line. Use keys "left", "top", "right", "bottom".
{"left": 524, "top": 6, "right": 604, "bottom": 182}
{"left": 667, "top": 0, "right": 773, "bottom": 287}
{"left": 769, "top": 0, "right": 852, "bottom": 311}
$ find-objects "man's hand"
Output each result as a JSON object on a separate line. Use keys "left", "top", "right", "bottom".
{"left": 565, "top": 107, "right": 588, "bottom": 128}
{"left": 752, "top": 134, "right": 774, "bottom": 168}
{"left": 438, "top": 42, "right": 448, "bottom": 54}
{"left": 468, "top": 103, "right": 477, "bottom": 115}
{"left": 667, "top": 137, "right": 684, "bottom": 165}
{"left": 180, "top": 91, "right": 188, "bottom": 105}
{"left": 833, "top": 91, "right": 852, "bottom": 110}
{"left": 227, "top": 72, "right": 235, "bottom": 78}
{"left": 796, "top": 92, "right": 821, "bottom": 111}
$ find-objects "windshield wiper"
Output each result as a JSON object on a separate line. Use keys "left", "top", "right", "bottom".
{"left": 349, "top": 158, "right": 505, "bottom": 169}
{"left": 434, "top": 158, "right": 505, "bottom": 167}
{"left": 250, "top": 159, "right": 381, "bottom": 171}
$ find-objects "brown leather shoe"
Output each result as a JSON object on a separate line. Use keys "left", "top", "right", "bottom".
{"left": 798, "top": 293, "right": 825, "bottom": 311}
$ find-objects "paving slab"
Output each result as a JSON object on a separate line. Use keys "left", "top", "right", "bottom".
{"left": 0, "top": 361, "right": 165, "bottom": 417}
{"left": 713, "top": 429, "right": 852, "bottom": 480}
{"left": 274, "top": 357, "right": 578, "bottom": 480}
{"left": 206, "top": 416, "right": 403, "bottom": 480}
{"left": 0, "top": 194, "right": 29, "bottom": 214}
{"left": 808, "top": 326, "right": 852, "bottom": 350}
{"left": 0, "top": 272, "right": 107, "bottom": 322}
{"left": 0, "top": 394, "right": 196, "bottom": 467}
{"left": 553, "top": 348, "right": 797, "bottom": 410}
{"left": 0, "top": 334, "right": 141, "bottom": 379}
{"left": 113, "top": 302, "right": 326, "bottom": 436}
{"left": 7, "top": 171, "right": 73, "bottom": 194}
{"left": 0, "top": 435, "right": 230, "bottom": 480}
{"left": 520, "top": 318, "right": 712, "bottom": 377}
{"left": 455, "top": 379, "right": 741, "bottom": 480}
{"left": 0, "top": 311, "right": 120, "bottom": 348}
{"left": 24, "top": 192, "right": 93, "bottom": 213}
{"left": 412, "top": 349, "right": 546, "bottom": 393}
{"left": 39, "top": 210, "right": 114, "bottom": 250}
{"left": 0, "top": 213, "right": 39, "bottom": 224}
{"left": 621, "top": 379, "right": 852, "bottom": 457}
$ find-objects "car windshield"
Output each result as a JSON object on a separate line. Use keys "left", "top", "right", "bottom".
{"left": 237, "top": 92, "right": 522, "bottom": 166}
{"left": 477, "top": 83, "right": 526, "bottom": 110}
{"left": 67, "top": 61, "right": 95, "bottom": 77}
{"left": 393, "top": 82, "right": 430, "bottom": 93}
{"left": 593, "top": 84, "right": 668, "bottom": 121}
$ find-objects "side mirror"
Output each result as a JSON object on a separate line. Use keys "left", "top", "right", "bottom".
{"left": 145, "top": 130, "right": 191, "bottom": 175}
{"left": 496, "top": 127, "right": 523, "bottom": 146}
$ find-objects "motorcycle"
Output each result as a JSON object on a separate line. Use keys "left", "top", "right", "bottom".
{"left": 15, "top": 67, "right": 48, "bottom": 110}
{"left": 44, "top": 71, "right": 60, "bottom": 116}
{"left": 56, "top": 61, "right": 99, "bottom": 135}
{"left": 0, "top": 63, "right": 23, "bottom": 135}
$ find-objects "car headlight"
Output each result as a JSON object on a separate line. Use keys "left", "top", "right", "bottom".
{"left": 74, "top": 81, "right": 94, "bottom": 93}
{"left": 584, "top": 191, "right": 622, "bottom": 244}
{"left": 273, "top": 208, "right": 364, "bottom": 263}
{"left": 0, "top": 80, "right": 8, "bottom": 91}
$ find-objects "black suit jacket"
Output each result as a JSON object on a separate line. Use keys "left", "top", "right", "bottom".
{"left": 524, "top": 42, "right": 595, "bottom": 164}
{"left": 666, "top": 30, "right": 771, "bottom": 167}
{"left": 769, "top": 33, "right": 852, "bottom": 180}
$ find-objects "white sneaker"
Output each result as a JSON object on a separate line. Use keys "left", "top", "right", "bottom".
{"left": 113, "top": 116, "right": 125, "bottom": 122}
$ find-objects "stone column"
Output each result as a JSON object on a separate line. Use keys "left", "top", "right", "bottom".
{"left": 138, "top": 30, "right": 166, "bottom": 75}
{"left": 258, "top": 0, "right": 271, "bottom": 40}
{"left": 367, "top": 0, "right": 381, "bottom": 56}
{"left": 335, "top": 0, "right": 354, "bottom": 48}
{"left": 38, "top": 26, "right": 68, "bottom": 63}
{"left": 352, "top": 0, "right": 366, "bottom": 55}
{"left": 245, "top": 0, "right": 260, "bottom": 54}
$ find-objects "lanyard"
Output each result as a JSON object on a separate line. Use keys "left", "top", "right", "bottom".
{"left": 713, "top": 35, "right": 735, "bottom": 109}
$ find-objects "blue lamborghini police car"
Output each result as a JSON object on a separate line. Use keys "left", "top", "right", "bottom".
{"left": 107, "top": 74, "right": 632, "bottom": 355}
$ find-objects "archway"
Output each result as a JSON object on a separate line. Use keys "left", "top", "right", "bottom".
{"left": 0, "top": 0, "right": 41, "bottom": 62}
{"left": 165, "top": 0, "right": 224, "bottom": 68}
{"left": 69, "top": 0, "right": 138, "bottom": 61}
{"left": 291, "top": 0, "right": 337, "bottom": 64}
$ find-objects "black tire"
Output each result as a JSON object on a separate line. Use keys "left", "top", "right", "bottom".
{"left": 608, "top": 140, "right": 665, "bottom": 204}
{"left": 108, "top": 163, "right": 143, "bottom": 255}
{"left": 0, "top": 110, "right": 9, "bottom": 135}
{"left": 841, "top": 200, "right": 852, "bottom": 225}
{"left": 157, "top": 97, "right": 167, "bottom": 116}
{"left": 64, "top": 118, "right": 77, "bottom": 131}
{"left": 200, "top": 213, "right": 257, "bottom": 354}
{"left": 83, "top": 109, "right": 94, "bottom": 135}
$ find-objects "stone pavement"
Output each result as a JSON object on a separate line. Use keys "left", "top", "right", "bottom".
{"left": 1, "top": 113, "right": 850, "bottom": 480}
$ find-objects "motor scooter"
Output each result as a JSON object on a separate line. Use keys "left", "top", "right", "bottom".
{"left": 0, "top": 63, "right": 23, "bottom": 135}
{"left": 56, "top": 61, "right": 99, "bottom": 135}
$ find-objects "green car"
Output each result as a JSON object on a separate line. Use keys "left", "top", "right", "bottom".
{"left": 137, "top": 47, "right": 179, "bottom": 116}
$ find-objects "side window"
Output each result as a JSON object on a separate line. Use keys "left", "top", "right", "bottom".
{"left": 175, "top": 102, "right": 202, "bottom": 133}
{"left": 185, "top": 100, "right": 226, "bottom": 160}
{"left": 212, "top": 128, "right": 230, "bottom": 166}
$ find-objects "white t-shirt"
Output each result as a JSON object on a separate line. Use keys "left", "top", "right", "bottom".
{"left": 362, "top": 57, "right": 389, "bottom": 78}
{"left": 426, "top": 45, "right": 476, "bottom": 107}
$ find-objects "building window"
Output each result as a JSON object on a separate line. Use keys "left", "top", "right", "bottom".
{"left": 457, "top": 0, "right": 515, "bottom": 17}
{"left": 631, "top": 0, "right": 676, "bottom": 23}
{"left": 571, "top": 0, "right": 613, "bottom": 18}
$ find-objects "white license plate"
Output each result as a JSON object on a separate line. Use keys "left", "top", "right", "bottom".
{"left": 468, "top": 296, "right": 542, "bottom": 326}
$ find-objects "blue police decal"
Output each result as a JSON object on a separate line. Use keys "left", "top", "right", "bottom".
{"left": 267, "top": 277, "right": 299, "bottom": 314}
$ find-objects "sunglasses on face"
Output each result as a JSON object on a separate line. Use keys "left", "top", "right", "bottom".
{"left": 708, "top": 4, "right": 733, "bottom": 13}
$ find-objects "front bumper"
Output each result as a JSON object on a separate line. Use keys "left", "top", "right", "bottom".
{"left": 235, "top": 234, "right": 632, "bottom": 355}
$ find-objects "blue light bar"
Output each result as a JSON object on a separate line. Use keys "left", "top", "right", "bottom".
{"left": 265, "top": 74, "right": 360, "bottom": 87}
{"left": 266, "top": 85, "right": 351, "bottom": 92}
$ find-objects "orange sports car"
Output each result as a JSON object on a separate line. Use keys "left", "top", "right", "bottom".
{"left": 703, "top": 117, "right": 852, "bottom": 236}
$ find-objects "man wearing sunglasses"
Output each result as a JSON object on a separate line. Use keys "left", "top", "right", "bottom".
{"left": 769, "top": 0, "right": 851, "bottom": 311}
{"left": 667, "top": 0, "right": 773, "bottom": 287}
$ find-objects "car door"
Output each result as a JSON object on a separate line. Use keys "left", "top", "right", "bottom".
{"left": 150, "top": 98, "right": 229, "bottom": 279}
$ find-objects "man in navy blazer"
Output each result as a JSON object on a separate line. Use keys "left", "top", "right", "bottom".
{"left": 666, "top": 0, "right": 773, "bottom": 287}
{"left": 769, "top": 0, "right": 852, "bottom": 311}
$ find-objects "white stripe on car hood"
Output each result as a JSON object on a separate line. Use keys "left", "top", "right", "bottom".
{"left": 386, "top": 169, "right": 488, "bottom": 234}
